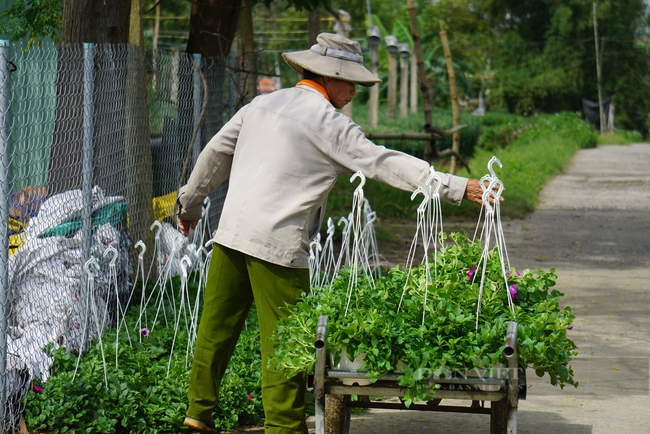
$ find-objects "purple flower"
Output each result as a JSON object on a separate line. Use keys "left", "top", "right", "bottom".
{"left": 140, "top": 328, "right": 149, "bottom": 337}
{"left": 32, "top": 382, "right": 43, "bottom": 393}
{"left": 507, "top": 270, "right": 521, "bottom": 278}
{"left": 467, "top": 265, "right": 477, "bottom": 281}
{"left": 508, "top": 284, "right": 518, "bottom": 299}
{"left": 567, "top": 325, "right": 573, "bottom": 330}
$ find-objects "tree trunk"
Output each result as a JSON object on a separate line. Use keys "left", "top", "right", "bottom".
{"left": 308, "top": 8, "right": 321, "bottom": 45}
{"left": 50, "top": 0, "right": 154, "bottom": 267}
{"left": 49, "top": 0, "right": 134, "bottom": 194}
{"left": 60, "top": 0, "right": 131, "bottom": 44}
{"left": 440, "top": 26, "right": 461, "bottom": 174}
{"left": 407, "top": 0, "right": 436, "bottom": 163}
{"left": 237, "top": 0, "right": 257, "bottom": 105}
{"left": 187, "top": 0, "right": 242, "bottom": 60}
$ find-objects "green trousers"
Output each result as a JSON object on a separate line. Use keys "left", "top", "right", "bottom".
{"left": 187, "top": 244, "right": 309, "bottom": 434}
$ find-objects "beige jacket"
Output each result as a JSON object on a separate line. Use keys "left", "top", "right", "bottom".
{"left": 177, "top": 84, "right": 468, "bottom": 268}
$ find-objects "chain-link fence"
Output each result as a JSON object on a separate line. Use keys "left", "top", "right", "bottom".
{"left": 0, "top": 41, "right": 235, "bottom": 432}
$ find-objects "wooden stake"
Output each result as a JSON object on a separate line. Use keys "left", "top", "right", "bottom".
{"left": 593, "top": 2, "right": 606, "bottom": 135}
{"left": 439, "top": 23, "right": 461, "bottom": 174}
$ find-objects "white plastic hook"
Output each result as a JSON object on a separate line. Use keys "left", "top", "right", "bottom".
{"left": 150, "top": 220, "right": 162, "bottom": 239}
{"left": 204, "top": 239, "right": 215, "bottom": 249}
{"left": 487, "top": 156, "right": 503, "bottom": 179}
{"left": 202, "top": 196, "right": 211, "bottom": 218}
{"left": 426, "top": 173, "right": 443, "bottom": 197}
{"left": 350, "top": 171, "right": 366, "bottom": 196}
{"left": 326, "top": 217, "right": 335, "bottom": 237}
{"left": 411, "top": 187, "right": 430, "bottom": 214}
{"left": 199, "top": 246, "right": 209, "bottom": 259}
{"left": 337, "top": 216, "right": 349, "bottom": 232}
{"left": 482, "top": 188, "right": 496, "bottom": 214}
{"left": 365, "top": 211, "right": 377, "bottom": 226}
{"left": 180, "top": 255, "right": 192, "bottom": 278}
{"left": 103, "top": 246, "right": 118, "bottom": 268}
{"left": 84, "top": 257, "right": 100, "bottom": 277}
{"left": 135, "top": 240, "right": 146, "bottom": 261}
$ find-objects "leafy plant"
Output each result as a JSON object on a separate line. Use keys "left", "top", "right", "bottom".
{"left": 24, "top": 276, "right": 264, "bottom": 433}
{"left": 270, "top": 232, "right": 577, "bottom": 405}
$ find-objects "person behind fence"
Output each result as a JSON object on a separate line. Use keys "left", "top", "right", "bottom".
{"left": 176, "top": 32, "right": 492, "bottom": 433}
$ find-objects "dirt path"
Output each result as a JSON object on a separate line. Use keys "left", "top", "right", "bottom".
{"left": 232, "top": 143, "right": 650, "bottom": 434}
{"left": 313, "top": 143, "right": 650, "bottom": 434}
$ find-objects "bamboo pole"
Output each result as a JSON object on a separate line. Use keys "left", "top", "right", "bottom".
{"left": 399, "top": 46, "right": 409, "bottom": 118}
{"left": 407, "top": 0, "right": 435, "bottom": 163}
{"left": 410, "top": 50, "right": 418, "bottom": 114}
{"left": 386, "top": 38, "right": 398, "bottom": 119}
{"left": 439, "top": 23, "right": 461, "bottom": 174}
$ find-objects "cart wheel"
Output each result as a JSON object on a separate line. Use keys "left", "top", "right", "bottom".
{"left": 490, "top": 397, "right": 508, "bottom": 434}
{"left": 325, "top": 394, "right": 351, "bottom": 434}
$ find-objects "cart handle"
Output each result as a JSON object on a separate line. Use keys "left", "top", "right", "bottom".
{"left": 315, "top": 315, "right": 328, "bottom": 350}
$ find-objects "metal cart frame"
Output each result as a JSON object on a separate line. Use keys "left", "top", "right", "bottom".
{"left": 312, "top": 316, "right": 526, "bottom": 434}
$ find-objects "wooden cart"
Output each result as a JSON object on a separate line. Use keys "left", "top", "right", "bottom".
{"left": 312, "top": 316, "right": 526, "bottom": 434}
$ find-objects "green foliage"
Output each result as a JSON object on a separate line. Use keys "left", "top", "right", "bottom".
{"left": 0, "top": 0, "right": 61, "bottom": 44}
{"left": 24, "top": 277, "right": 264, "bottom": 433}
{"left": 444, "top": 112, "right": 597, "bottom": 219}
{"left": 326, "top": 109, "right": 596, "bottom": 221}
{"left": 597, "top": 130, "right": 643, "bottom": 145}
{"left": 270, "top": 232, "right": 578, "bottom": 404}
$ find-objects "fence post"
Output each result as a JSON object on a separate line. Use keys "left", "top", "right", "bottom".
{"left": 80, "top": 42, "right": 95, "bottom": 350}
{"left": 192, "top": 53, "right": 203, "bottom": 165}
{"left": 0, "top": 39, "right": 11, "bottom": 425}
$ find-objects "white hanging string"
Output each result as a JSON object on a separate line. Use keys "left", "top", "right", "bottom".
{"left": 472, "top": 157, "right": 514, "bottom": 330}
{"left": 333, "top": 214, "right": 352, "bottom": 277}
{"left": 73, "top": 258, "right": 108, "bottom": 387}
{"left": 308, "top": 234, "right": 323, "bottom": 290}
{"left": 344, "top": 172, "right": 375, "bottom": 316}
{"left": 103, "top": 245, "right": 131, "bottom": 370}
{"left": 168, "top": 255, "right": 192, "bottom": 376}
{"left": 320, "top": 218, "right": 337, "bottom": 288}
{"left": 397, "top": 167, "right": 446, "bottom": 325}
{"left": 132, "top": 241, "right": 149, "bottom": 340}
{"left": 361, "top": 199, "right": 382, "bottom": 275}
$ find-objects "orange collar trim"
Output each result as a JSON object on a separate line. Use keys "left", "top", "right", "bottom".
{"left": 296, "top": 79, "right": 330, "bottom": 102}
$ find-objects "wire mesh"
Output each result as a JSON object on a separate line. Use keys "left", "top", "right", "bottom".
{"left": 0, "top": 41, "right": 236, "bottom": 432}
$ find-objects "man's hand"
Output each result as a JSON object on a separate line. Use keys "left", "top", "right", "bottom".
{"left": 463, "top": 179, "right": 504, "bottom": 205}
{"left": 177, "top": 219, "right": 198, "bottom": 237}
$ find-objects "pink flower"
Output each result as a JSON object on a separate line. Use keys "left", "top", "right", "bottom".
{"left": 248, "top": 393, "right": 254, "bottom": 399}
{"left": 567, "top": 325, "right": 573, "bottom": 330}
{"left": 466, "top": 265, "right": 477, "bottom": 281}
{"left": 508, "top": 284, "right": 518, "bottom": 299}
{"left": 32, "top": 382, "right": 43, "bottom": 393}
{"left": 140, "top": 328, "right": 149, "bottom": 337}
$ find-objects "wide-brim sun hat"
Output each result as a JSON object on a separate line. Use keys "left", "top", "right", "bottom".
{"left": 283, "top": 33, "right": 381, "bottom": 87}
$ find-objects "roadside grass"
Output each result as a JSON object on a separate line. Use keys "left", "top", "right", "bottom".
{"left": 597, "top": 129, "right": 642, "bottom": 145}
{"left": 325, "top": 109, "right": 598, "bottom": 225}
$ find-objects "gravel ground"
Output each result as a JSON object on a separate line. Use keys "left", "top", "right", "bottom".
{"left": 233, "top": 143, "right": 650, "bottom": 434}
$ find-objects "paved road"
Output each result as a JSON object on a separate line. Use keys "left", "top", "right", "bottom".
{"left": 319, "top": 143, "right": 650, "bottom": 434}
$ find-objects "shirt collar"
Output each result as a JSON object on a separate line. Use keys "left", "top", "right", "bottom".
{"left": 296, "top": 79, "right": 330, "bottom": 103}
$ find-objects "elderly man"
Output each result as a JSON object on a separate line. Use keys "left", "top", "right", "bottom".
{"left": 177, "top": 33, "right": 487, "bottom": 433}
